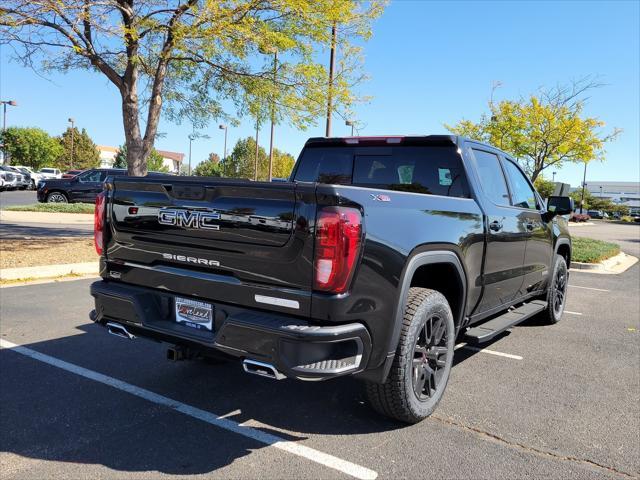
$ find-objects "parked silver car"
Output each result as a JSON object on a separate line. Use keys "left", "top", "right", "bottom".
{"left": 0, "top": 166, "right": 19, "bottom": 190}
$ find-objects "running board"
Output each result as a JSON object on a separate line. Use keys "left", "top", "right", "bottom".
{"left": 463, "top": 300, "right": 547, "bottom": 344}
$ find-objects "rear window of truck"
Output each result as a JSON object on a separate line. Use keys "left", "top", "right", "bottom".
{"left": 293, "top": 145, "right": 470, "bottom": 198}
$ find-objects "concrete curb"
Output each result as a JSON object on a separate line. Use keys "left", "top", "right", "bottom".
{"left": 0, "top": 262, "right": 98, "bottom": 281}
{"left": 0, "top": 210, "right": 93, "bottom": 224}
{"left": 571, "top": 252, "right": 638, "bottom": 275}
{"left": 567, "top": 222, "right": 595, "bottom": 227}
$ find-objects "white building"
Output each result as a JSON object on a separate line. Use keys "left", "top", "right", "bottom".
{"left": 585, "top": 181, "right": 640, "bottom": 215}
{"left": 97, "top": 145, "right": 184, "bottom": 174}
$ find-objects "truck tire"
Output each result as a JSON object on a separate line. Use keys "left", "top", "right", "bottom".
{"left": 365, "top": 287, "right": 455, "bottom": 423}
{"left": 539, "top": 255, "right": 568, "bottom": 324}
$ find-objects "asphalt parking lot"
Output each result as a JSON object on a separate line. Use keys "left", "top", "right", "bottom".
{"left": 1, "top": 223, "right": 638, "bottom": 479}
{"left": 0, "top": 190, "right": 36, "bottom": 208}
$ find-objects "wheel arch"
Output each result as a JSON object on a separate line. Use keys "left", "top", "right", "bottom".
{"left": 388, "top": 248, "right": 467, "bottom": 356}
{"left": 555, "top": 237, "right": 571, "bottom": 266}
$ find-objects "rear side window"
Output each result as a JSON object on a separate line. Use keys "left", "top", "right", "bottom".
{"left": 470, "top": 149, "right": 510, "bottom": 206}
{"left": 294, "top": 145, "right": 470, "bottom": 198}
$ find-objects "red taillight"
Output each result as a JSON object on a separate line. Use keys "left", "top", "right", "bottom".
{"left": 94, "top": 191, "right": 106, "bottom": 255}
{"left": 314, "top": 207, "right": 362, "bottom": 293}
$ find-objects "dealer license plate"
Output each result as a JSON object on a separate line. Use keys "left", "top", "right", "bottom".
{"left": 174, "top": 297, "right": 213, "bottom": 331}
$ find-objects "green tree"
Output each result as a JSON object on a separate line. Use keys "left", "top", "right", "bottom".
{"left": 272, "top": 149, "right": 296, "bottom": 179}
{"left": 446, "top": 79, "right": 621, "bottom": 181}
{"left": 113, "top": 145, "right": 127, "bottom": 169}
{"left": 224, "top": 137, "right": 266, "bottom": 179}
{"left": 58, "top": 127, "right": 100, "bottom": 170}
{"left": 113, "top": 144, "right": 168, "bottom": 172}
{"left": 193, "top": 154, "right": 222, "bottom": 177}
{"left": 147, "top": 150, "right": 170, "bottom": 173}
{"left": 1, "top": 1, "right": 384, "bottom": 176}
{"left": 0, "top": 126, "right": 62, "bottom": 170}
{"left": 533, "top": 176, "right": 555, "bottom": 199}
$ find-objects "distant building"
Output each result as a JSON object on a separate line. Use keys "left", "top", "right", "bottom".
{"left": 97, "top": 145, "right": 184, "bottom": 174}
{"left": 584, "top": 181, "right": 640, "bottom": 215}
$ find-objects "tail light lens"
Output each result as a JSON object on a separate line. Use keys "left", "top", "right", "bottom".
{"left": 94, "top": 191, "right": 106, "bottom": 255}
{"left": 314, "top": 207, "right": 362, "bottom": 293}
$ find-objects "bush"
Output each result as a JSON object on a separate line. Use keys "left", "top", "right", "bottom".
{"left": 572, "top": 237, "right": 620, "bottom": 263}
{"left": 5, "top": 203, "right": 95, "bottom": 214}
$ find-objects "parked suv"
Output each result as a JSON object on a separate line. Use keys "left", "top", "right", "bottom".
{"left": 37, "top": 168, "right": 170, "bottom": 203}
{"left": 0, "top": 165, "right": 25, "bottom": 190}
{"left": 38, "top": 168, "right": 63, "bottom": 179}
{"left": 14, "top": 166, "right": 44, "bottom": 189}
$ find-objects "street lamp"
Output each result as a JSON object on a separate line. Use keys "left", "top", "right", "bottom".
{"left": 580, "top": 160, "right": 588, "bottom": 214}
{"left": 219, "top": 124, "right": 228, "bottom": 176}
{"left": 188, "top": 133, "right": 195, "bottom": 175}
{"left": 68, "top": 117, "right": 75, "bottom": 169}
{"left": 345, "top": 120, "right": 355, "bottom": 136}
{"left": 1, "top": 100, "right": 17, "bottom": 165}
{"left": 1, "top": 100, "right": 17, "bottom": 132}
{"left": 552, "top": 171, "right": 556, "bottom": 182}
{"left": 268, "top": 49, "right": 278, "bottom": 182}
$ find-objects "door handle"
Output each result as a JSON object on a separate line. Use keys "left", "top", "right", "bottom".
{"left": 489, "top": 220, "right": 503, "bottom": 232}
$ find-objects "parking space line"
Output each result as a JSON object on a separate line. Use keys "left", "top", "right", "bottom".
{"left": 0, "top": 339, "right": 377, "bottom": 480}
{"left": 455, "top": 343, "right": 523, "bottom": 360}
{"left": 565, "top": 311, "right": 583, "bottom": 315}
{"left": 569, "top": 285, "right": 610, "bottom": 292}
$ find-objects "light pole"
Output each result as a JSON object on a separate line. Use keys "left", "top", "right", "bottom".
{"left": 580, "top": 160, "right": 588, "bottom": 214}
{"left": 219, "top": 124, "right": 228, "bottom": 176}
{"left": 1, "top": 100, "right": 17, "bottom": 164}
{"left": 325, "top": 22, "right": 337, "bottom": 137}
{"left": 254, "top": 120, "right": 260, "bottom": 181}
{"left": 68, "top": 118, "right": 75, "bottom": 169}
{"left": 600, "top": 186, "right": 603, "bottom": 198}
{"left": 268, "top": 49, "right": 278, "bottom": 182}
{"left": 188, "top": 133, "right": 196, "bottom": 175}
{"left": 552, "top": 171, "right": 556, "bottom": 182}
{"left": 345, "top": 120, "right": 355, "bottom": 136}
{"left": 2, "top": 100, "right": 17, "bottom": 132}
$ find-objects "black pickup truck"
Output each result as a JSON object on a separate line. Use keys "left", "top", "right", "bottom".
{"left": 90, "top": 135, "right": 573, "bottom": 423}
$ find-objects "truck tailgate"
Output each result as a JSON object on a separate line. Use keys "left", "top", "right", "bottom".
{"left": 103, "top": 177, "right": 316, "bottom": 316}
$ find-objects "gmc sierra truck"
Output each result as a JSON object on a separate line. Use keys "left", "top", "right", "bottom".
{"left": 90, "top": 135, "right": 573, "bottom": 423}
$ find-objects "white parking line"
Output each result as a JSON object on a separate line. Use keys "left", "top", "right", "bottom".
{"left": 0, "top": 339, "right": 377, "bottom": 480}
{"left": 565, "top": 311, "right": 583, "bottom": 315}
{"left": 569, "top": 285, "right": 610, "bottom": 292}
{"left": 455, "top": 343, "right": 523, "bottom": 360}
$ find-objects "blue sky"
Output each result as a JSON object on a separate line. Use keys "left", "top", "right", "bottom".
{"left": 1, "top": 0, "right": 638, "bottom": 187}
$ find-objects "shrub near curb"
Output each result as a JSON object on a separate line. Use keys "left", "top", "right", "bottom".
{"left": 572, "top": 237, "right": 620, "bottom": 263}
{"left": 5, "top": 203, "right": 95, "bottom": 214}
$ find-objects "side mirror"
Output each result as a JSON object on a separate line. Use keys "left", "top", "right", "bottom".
{"left": 547, "top": 196, "right": 574, "bottom": 217}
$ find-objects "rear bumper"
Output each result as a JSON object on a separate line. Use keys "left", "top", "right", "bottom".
{"left": 90, "top": 280, "right": 372, "bottom": 381}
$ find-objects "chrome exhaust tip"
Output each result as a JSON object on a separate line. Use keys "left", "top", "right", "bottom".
{"left": 242, "top": 359, "right": 286, "bottom": 380}
{"left": 106, "top": 322, "right": 135, "bottom": 340}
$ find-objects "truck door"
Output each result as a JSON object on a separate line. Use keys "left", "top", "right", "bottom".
{"left": 468, "top": 148, "right": 528, "bottom": 313}
{"left": 501, "top": 157, "right": 553, "bottom": 295}
{"left": 73, "top": 170, "right": 106, "bottom": 202}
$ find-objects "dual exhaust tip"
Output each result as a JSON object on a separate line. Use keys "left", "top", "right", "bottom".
{"left": 105, "top": 321, "right": 285, "bottom": 380}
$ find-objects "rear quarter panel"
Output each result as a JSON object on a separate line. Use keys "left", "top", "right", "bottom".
{"left": 312, "top": 184, "right": 485, "bottom": 368}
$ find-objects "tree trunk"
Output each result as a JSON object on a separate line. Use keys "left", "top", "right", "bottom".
{"left": 120, "top": 74, "right": 148, "bottom": 176}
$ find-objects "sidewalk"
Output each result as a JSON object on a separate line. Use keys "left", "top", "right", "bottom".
{"left": 0, "top": 210, "right": 93, "bottom": 224}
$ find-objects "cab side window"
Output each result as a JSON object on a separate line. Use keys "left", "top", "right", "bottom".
{"left": 470, "top": 149, "right": 510, "bottom": 206}
{"left": 78, "top": 170, "right": 105, "bottom": 183}
{"left": 502, "top": 160, "right": 538, "bottom": 209}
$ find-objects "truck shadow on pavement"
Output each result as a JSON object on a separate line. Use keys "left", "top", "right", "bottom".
{"left": 0, "top": 322, "right": 502, "bottom": 476}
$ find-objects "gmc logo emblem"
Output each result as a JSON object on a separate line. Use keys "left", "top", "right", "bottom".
{"left": 158, "top": 208, "right": 220, "bottom": 230}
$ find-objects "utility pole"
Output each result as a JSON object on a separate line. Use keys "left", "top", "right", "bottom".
{"left": 580, "top": 160, "right": 588, "bottom": 214}
{"left": 254, "top": 120, "right": 260, "bottom": 181}
{"left": 188, "top": 133, "right": 194, "bottom": 175}
{"left": 68, "top": 118, "right": 75, "bottom": 169}
{"left": 268, "top": 49, "right": 278, "bottom": 182}
{"left": 325, "top": 22, "right": 337, "bottom": 137}
{"left": 219, "top": 124, "right": 228, "bottom": 176}
{"left": 1, "top": 100, "right": 17, "bottom": 165}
